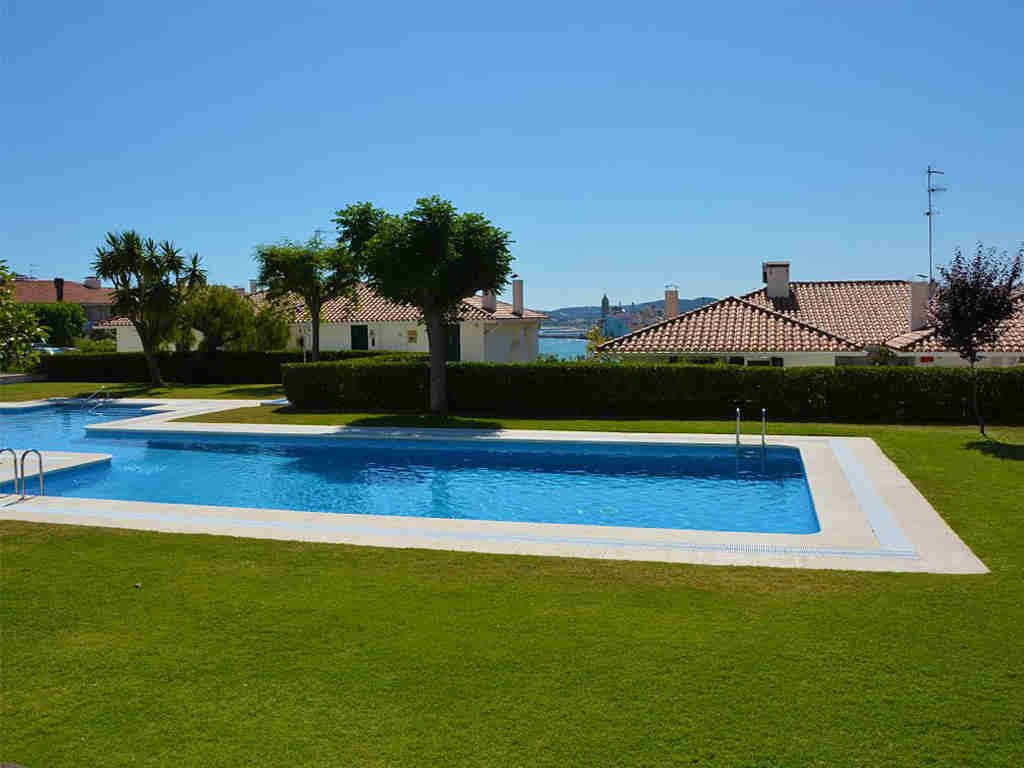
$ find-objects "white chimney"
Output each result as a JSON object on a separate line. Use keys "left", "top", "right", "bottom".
{"left": 909, "top": 280, "right": 931, "bottom": 331}
{"left": 481, "top": 290, "right": 497, "bottom": 312}
{"left": 83, "top": 276, "right": 101, "bottom": 289}
{"left": 762, "top": 261, "right": 791, "bottom": 299}
{"left": 664, "top": 286, "right": 679, "bottom": 319}
{"left": 512, "top": 279, "right": 524, "bottom": 316}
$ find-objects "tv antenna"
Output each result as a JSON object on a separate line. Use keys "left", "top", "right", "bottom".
{"left": 924, "top": 166, "right": 947, "bottom": 284}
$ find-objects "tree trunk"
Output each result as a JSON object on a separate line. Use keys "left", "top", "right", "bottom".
{"left": 970, "top": 363, "right": 985, "bottom": 437}
{"left": 311, "top": 299, "right": 321, "bottom": 362}
{"left": 137, "top": 327, "right": 166, "bottom": 387}
{"left": 424, "top": 308, "right": 448, "bottom": 415}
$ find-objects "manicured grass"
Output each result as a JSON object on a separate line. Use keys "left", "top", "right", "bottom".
{"left": 3, "top": 416, "right": 1024, "bottom": 765}
{"left": 0, "top": 381, "right": 284, "bottom": 402}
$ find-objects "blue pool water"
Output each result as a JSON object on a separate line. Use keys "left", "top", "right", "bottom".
{"left": 1, "top": 406, "right": 819, "bottom": 533}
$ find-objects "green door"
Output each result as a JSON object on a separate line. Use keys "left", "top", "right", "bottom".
{"left": 351, "top": 325, "right": 369, "bottom": 350}
{"left": 446, "top": 324, "right": 461, "bottom": 361}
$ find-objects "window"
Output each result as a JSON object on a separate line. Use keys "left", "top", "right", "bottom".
{"left": 351, "top": 325, "right": 369, "bottom": 350}
{"left": 407, "top": 329, "right": 418, "bottom": 344}
{"left": 746, "top": 359, "right": 770, "bottom": 367}
{"left": 771, "top": 357, "right": 784, "bottom": 367}
{"left": 728, "top": 356, "right": 744, "bottom": 366}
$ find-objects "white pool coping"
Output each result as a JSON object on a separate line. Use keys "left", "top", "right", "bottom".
{"left": 0, "top": 398, "right": 988, "bottom": 574}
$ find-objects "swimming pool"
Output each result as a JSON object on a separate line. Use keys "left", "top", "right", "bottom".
{"left": 1, "top": 405, "right": 819, "bottom": 534}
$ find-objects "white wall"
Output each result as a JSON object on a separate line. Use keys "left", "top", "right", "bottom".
{"left": 115, "top": 326, "right": 144, "bottom": 352}
{"left": 287, "top": 320, "right": 540, "bottom": 363}
{"left": 114, "top": 326, "right": 202, "bottom": 352}
{"left": 903, "top": 353, "right": 1022, "bottom": 368}
{"left": 483, "top": 322, "right": 540, "bottom": 363}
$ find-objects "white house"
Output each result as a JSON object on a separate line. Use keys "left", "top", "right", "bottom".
{"left": 598, "top": 262, "right": 1024, "bottom": 368}
{"left": 103, "top": 279, "right": 547, "bottom": 363}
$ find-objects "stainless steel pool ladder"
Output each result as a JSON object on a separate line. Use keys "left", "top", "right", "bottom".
{"left": 761, "top": 408, "right": 767, "bottom": 449}
{"left": 83, "top": 385, "right": 107, "bottom": 413}
{"left": 1, "top": 447, "right": 19, "bottom": 497}
{"left": 19, "top": 450, "right": 43, "bottom": 499}
{"left": 735, "top": 408, "right": 741, "bottom": 445}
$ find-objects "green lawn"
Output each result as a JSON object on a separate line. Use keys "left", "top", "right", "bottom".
{"left": 3, "top": 403, "right": 1024, "bottom": 765}
{"left": 0, "top": 381, "right": 284, "bottom": 402}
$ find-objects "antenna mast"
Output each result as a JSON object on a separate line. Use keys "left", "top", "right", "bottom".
{"left": 925, "top": 166, "right": 947, "bottom": 284}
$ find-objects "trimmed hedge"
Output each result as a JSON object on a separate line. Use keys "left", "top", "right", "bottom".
{"left": 38, "top": 350, "right": 425, "bottom": 385}
{"left": 282, "top": 359, "right": 1024, "bottom": 423}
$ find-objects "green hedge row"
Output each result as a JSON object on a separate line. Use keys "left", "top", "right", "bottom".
{"left": 282, "top": 359, "right": 1024, "bottom": 423}
{"left": 39, "top": 351, "right": 425, "bottom": 385}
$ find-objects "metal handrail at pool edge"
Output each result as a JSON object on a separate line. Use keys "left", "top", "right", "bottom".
{"left": 1, "top": 447, "right": 19, "bottom": 497}
{"left": 19, "top": 449, "right": 43, "bottom": 499}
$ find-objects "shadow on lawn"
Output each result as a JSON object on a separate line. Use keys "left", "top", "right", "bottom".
{"left": 966, "top": 439, "right": 1024, "bottom": 461}
{"left": 215, "top": 385, "right": 284, "bottom": 398}
{"left": 341, "top": 413, "right": 503, "bottom": 431}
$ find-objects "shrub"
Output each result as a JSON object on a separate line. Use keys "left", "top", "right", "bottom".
{"left": 281, "top": 359, "right": 1024, "bottom": 423}
{"left": 38, "top": 350, "right": 425, "bottom": 385}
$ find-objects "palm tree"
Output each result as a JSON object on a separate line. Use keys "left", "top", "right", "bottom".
{"left": 93, "top": 231, "right": 206, "bottom": 385}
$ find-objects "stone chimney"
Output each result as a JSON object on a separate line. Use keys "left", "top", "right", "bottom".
{"left": 249, "top": 279, "right": 260, "bottom": 295}
{"left": 664, "top": 286, "right": 679, "bottom": 319}
{"left": 762, "top": 262, "right": 791, "bottom": 299}
{"left": 83, "top": 276, "right": 101, "bottom": 289}
{"left": 909, "top": 280, "right": 931, "bottom": 331}
{"left": 53, "top": 277, "right": 65, "bottom": 302}
{"left": 512, "top": 279, "right": 524, "bottom": 316}
{"left": 481, "top": 290, "right": 497, "bottom": 312}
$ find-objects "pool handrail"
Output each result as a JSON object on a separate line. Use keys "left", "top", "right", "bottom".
{"left": 19, "top": 449, "right": 43, "bottom": 499}
{"left": 1, "top": 447, "right": 19, "bottom": 497}
{"left": 83, "top": 385, "right": 107, "bottom": 412}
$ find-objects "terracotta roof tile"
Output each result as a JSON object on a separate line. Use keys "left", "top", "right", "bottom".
{"left": 741, "top": 281, "right": 911, "bottom": 347}
{"left": 886, "top": 295, "right": 1024, "bottom": 353}
{"left": 597, "top": 296, "right": 861, "bottom": 355}
{"left": 101, "top": 283, "right": 547, "bottom": 328}
{"left": 14, "top": 279, "right": 114, "bottom": 305}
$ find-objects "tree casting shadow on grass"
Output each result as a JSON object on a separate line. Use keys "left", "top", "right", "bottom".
{"left": 342, "top": 413, "right": 504, "bottom": 431}
{"left": 214, "top": 385, "right": 284, "bottom": 398}
{"left": 966, "top": 440, "right": 1024, "bottom": 461}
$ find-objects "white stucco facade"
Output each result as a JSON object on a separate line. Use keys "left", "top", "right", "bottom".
{"left": 287, "top": 320, "right": 541, "bottom": 363}
{"left": 112, "top": 319, "right": 541, "bottom": 362}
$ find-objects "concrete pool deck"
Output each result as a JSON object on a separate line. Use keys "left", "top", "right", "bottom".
{"left": 0, "top": 398, "right": 989, "bottom": 574}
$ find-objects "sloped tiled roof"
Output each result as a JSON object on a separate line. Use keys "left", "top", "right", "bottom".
{"left": 98, "top": 283, "right": 547, "bottom": 329}
{"left": 255, "top": 283, "right": 545, "bottom": 323}
{"left": 597, "top": 296, "right": 861, "bottom": 355}
{"left": 886, "top": 295, "right": 1024, "bottom": 353}
{"left": 741, "top": 281, "right": 912, "bottom": 347}
{"left": 14, "top": 279, "right": 114, "bottom": 305}
{"left": 97, "top": 316, "right": 134, "bottom": 327}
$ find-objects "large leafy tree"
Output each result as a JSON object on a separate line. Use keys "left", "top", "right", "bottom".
{"left": 254, "top": 233, "right": 361, "bottom": 361}
{"left": 93, "top": 231, "right": 206, "bottom": 386}
{"left": 0, "top": 260, "right": 47, "bottom": 372}
{"left": 350, "top": 196, "right": 514, "bottom": 414}
{"left": 250, "top": 301, "right": 291, "bottom": 352}
{"left": 181, "top": 285, "right": 292, "bottom": 355}
{"left": 930, "top": 243, "right": 1023, "bottom": 436}
{"left": 181, "top": 285, "right": 255, "bottom": 357}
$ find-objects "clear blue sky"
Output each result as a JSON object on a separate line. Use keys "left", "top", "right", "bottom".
{"left": 3, "top": 1, "right": 1021, "bottom": 310}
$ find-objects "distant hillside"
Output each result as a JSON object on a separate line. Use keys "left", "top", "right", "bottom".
{"left": 543, "top": 297, "right": 716, "bottom": 326}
